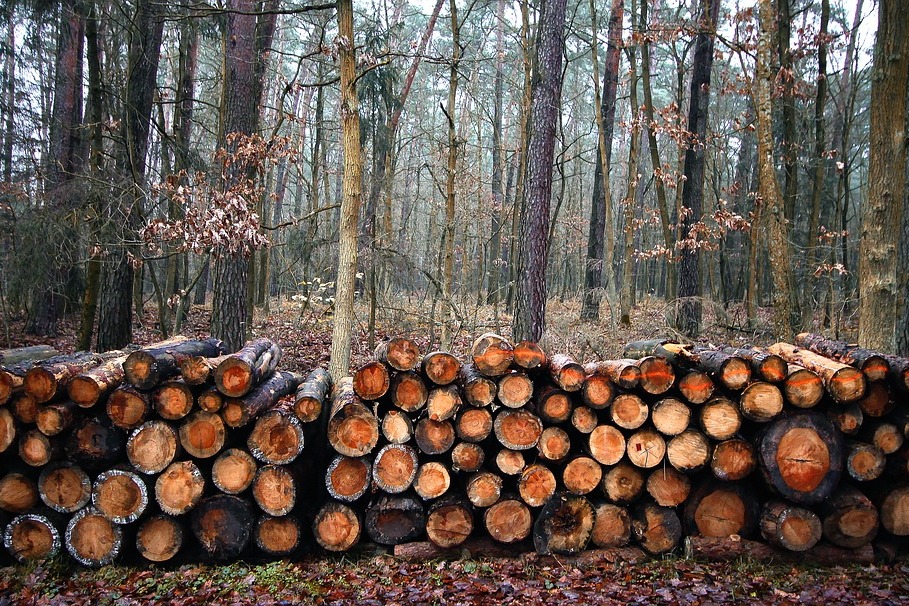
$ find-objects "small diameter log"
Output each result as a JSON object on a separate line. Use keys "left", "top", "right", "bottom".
{"left": 125, "top": 336, "right": 225, "bottom": 390}
{"left": 0, "top": 368, "right": 25, "bottom": 407}
{"left": 710, "top": 438, "right": 756, "bottom": 481}
{"left": 136, "top": 515, "right": 183, "bottom": 563}
{"left": 845, "top": 441, "right": 886, "bottom": 482}
{"left": 68, "top": 354, "right": 128, "bottom": 407}
{"left": 365, "top": 494, "right": 426, "bottom": 545}
{"left": 884, "top": 354, "right": 909, "bottom": 392}
{"left": 214, "top": 338, "right": 281, "bottom": 398}
{"left": 373, "top": 443, "right": 418, "bottom": 493}
{"left": 830, "top": 402, "right": 863, "bottom": 435}
{"left": 38, "top": 463, "right": 91, "bottom": 513}
{"left": 587, "top": 424, "right": 626, "bottom": 466}
{"left": 212, "top": 448, "right": 258, "bottom": 495}
{"left": 688, "top": 347, "right": 753, "bottom": 391}
{"left": 459, "top": 364, "right": 496, "bottom": 407}
{"left": 65, "top": 506, "right": 122, "bottom": 567}
{"left": 494, "top": 409, "right": 543, "bottom": 451}
{"left": 698, "top": 398, "right": 741, "bottom": 441}
{"left": 632, "top": 501, "right": 682, "bottom": 555}
{"left": 880, "top": 486, "right": 909, "bottom": 535}
{"left": 178, "top": 354, "right": 228, "bottom": 386}
{"left": 768, "top": 342, "right": 866, "bottom": 404}
{"left": 0, "top": 472, "right": 38, "bottom": 513}
{"left": 484, "top": 496, "right": 532, "bottom": 543}
{"left": 451, "top": 442, "right": 485, "bottom": 473}
{"left": 646, "top": 467, "right": 691, "bottom": 507}
{"left": 603, "top": 462, "right": 645, "bottom": 504}
{"left": 466, "top": 471, "right": 503, "bottom": 508}
{"left": 222, "top": 371, "right": 303, "bottom": 429}
{"left": 782, "top": 365, "right": 824, "bottom": 408}
{"left": 760, "top": 500, "right": 822, "bottom": 552}
{"left": 247, "top": 410, "right": 304, "bottom": 465}
{"left": 534, "top": 386, "right": 573, "bottom": 424}
{"left": 585, "top": 360, "right": 641, "bottom": 390}
{"left": 537, "top": 426, "right": 571, "bottom": 463}
{"left": 422, "top": 351, "right": 460, "bottom": 386}
{"left": 610, "top": 393, "right": 649, "bottom": 430}
{"left": 325, "top": 455, "right": 371, "bottom": 502}
{"left": 684, "top": 481, "right": 759, "bottom": 539}
{"left": 92, "top": 469, "right": 148, "bottom": 524}
{"left": 426, "top": 384, "right": 462, "bottom": 421}
{"left": 571, "top": 406, "right": 598, "bottom": 434}
{"left": 651, "top": 398, "right": 691, "bottom": 437}
{"left": 252, "top": 465, "right": 296, "bottom": 516}
{"left": 155, "top": 460, "right": 205, "bottom": 515}
{"left": 106, "top": 386, "right": 151, "bottom": 430}
{"left": 471, "top": 333, "right": 514, "bottom": 378}
{"left": 255, "top": 515, "right": 301, "bottom": 557}
{"left": 548, "top": 354, "right": 585, "bottom": 392}
{"left": 197, "top": 386, "right": 223, "bottom": 413}
{"left": 413, "top": 461, "right": 451, "bottom": 501}
{"left": 720, "top": 346, "right": 789, "bottom": 384}
{"left": 636, "top": 356, "right": 675, "bottom": 395}
{"left": 375, "top": 337, "right": 422, "bottom": 372}
{"left": 455, "top": 407, "right": 493, "bottom": 443}
{"left": 758, "top": 411, "right": 843, "bottom": 505}
{"left": 626, "top": 429, "right": 666, "bottom": 469}
{"left": 180, "top": 411, "right": 227, "bottom": 459}
{"left": 582, "top": 372, "right": 614, "bottom": 409}
{"left": 591, "top": 502, "right": 632, "bottom": 548}
{"left": 858, "top": 381, "right": 894, "bottom": 417}
{"left": 562, "top": 456, "right": 603, "bottom": 496}
{"left": 153, "top": 380, "right": 194, "bottom": 421}
{"left": 518, "top": 464, "right": 557, "bottom": 507}
{"left": 10, "top": 392, "right": 38, "bottom": 424}
{"left": 495, "top": 449, "right": 526, "bottom": 476}
{"left": 293, "top": 367, "right": 332, "bottom": 423}
{"left": 863, "top": 421, "right": 904, "bottom": 454}
{"left": 676, "top": 370, "right": 715, "bottom": 405}
{"left": 390, "top": 371, "right": 429, "bottom": 413}
{"left": 510, "top": 340, "right": 545, "bottom": 370}
{"left": 191, "top": 494, "right": 255, "bottom": 560}
{"left": 19, "top": 428, "right": 58, "bottom": 467}
{"left": 36, "top": 401, "right": 76, "bottom": 437}
{"left": 667, "top": 430, "right": 712, "bottom": 474}
{"left": 66, "top": 417, "right": 126, "bottom": 471}
{"left": 496, "top": 371, "right": 534, "bottom": 408}
{"left": 0, "top": 344, "right": 58, "bottom": 366}
{"left": 425, "top": 497, "right": 474, "bottom": 548}
{"left": 382, "top": 409, "right": 414, "bottom": 444}
{"left": 352, "top": 361, "right": 391, "bottom": 401}
{"left": 127, "top": 420, "right": 179, "bottom": 475}
{"left": 328, "top": 377, "right": 379, "bottom": 457}
{"left": 533, "top": 493, "right": 595, "bottom": 555}
{"left": 24, "top": 350, "right": 117, "bottom": 403}
{"left": 794, "top": 333, "right": 890, "bottom": 382}
{"left": 4, "top": 513, "right": 61, "bottom": 562}
{"left": 0, "top": 407, "right": 15, "bottom": 453}
{"left": 817, "top": 485, "right": 879, "bottom": 549}
{"left": 414, "top": 419, "right": 455, "bottom": 455}
{"left": 313, "top": 501, "right": 361, "bottom": 552}
{"left": 739, "top": 382, "right": 784, "bottom": 423}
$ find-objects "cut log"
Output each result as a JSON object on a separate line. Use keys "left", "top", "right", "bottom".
{"left": 0, "top": 368, "right": 24, "bottom": 407}
{"left": 768, "top": 342, "right": 866, "bottom": 404}
{"left": 471, "top": 333, "right": 514, "bottom": 378}
{"left": 125, "top": 336, "right": 225, "bottom": 390}
{"left": 494, "top": 449, "right": 526, "bottom": 476}
{"left": 632, "top": 501, "right": 682, "bottom": 555}
{"left": 710, "top": 437, "right": 756, "bottom": 481}
{"left": 760, "top": 500, "right": 822, "bottom": 552}
{"left": 493, "top": 409, "right": 543, "bottom": 451}
{"left": 191, "top": 494, "right": 254, "bottom": 560}
{"left": 136, "top": 515, "right": 184, "bottom": 563}
{"left": 690, "top": 347, "right": 753, "bottom": 391}
{"left": 352, "top": 360, "right": 391, "bottom": 401}
{"left": 451, "top": 442, "right": 485, "bottom": 473}
{"left": 651, "top": 398, "right": 691, "bottom": 436}
{"left": 293, "top": 367, "right": 333, "bottom": 423}
{"left": 582, "top": 371, "right": 615, "bottom": 409}
{"left": 817, "top": 485, "right": 879, "bottom": 548}
{"left": 327, "top": 377, "right": 379, "bottom": 457}
{"left": 562, "top": 456, "right": 603, "bottom": 496}
{"left": 19, "top": 428, "right": 58, "bottom": 467}
{"left": 857, "top": 381, "right": 894, "bottom": 417}
{"left": 425, "top": 497, "right": 474, "bottom": 548}
{"left": 178, "top": 354, "right": 229, "bottom": 386}
{"left": 426, "top": 384, "right": 462, "bottom": 421}
{"left": 571, "top": 406, "right": 598, "bottom": 434}
{"left": 684, "top": 480, "right": 759, "bottom": 539}
{"left": 365, "top": 494, "right": 426, "bottom": 545}
{"left": 254, "top": 515, "right": 301, "bottom": 557}
{"left": 698, "top": 397, "right": 741, "bottom": 441}
{"left": 65, "top": 506, "right": 122, "bottom": 567}
{"left": 155, "top": 460, "right": 205, "bottom": 515}
{"left": 0, "top": 407, "right": 15, "bottom": 453}
{"left": 38, "top": 463, "right": 91, "bottom": 513}
{"left": 794, "top": 333, "right": 890, "bottom": 382}
{"left": 548, "top": 354, "right": 585, "bottom": 392}
{"left": 591, "top": 502, "right": 631, "bottom": 548}
{"left": 667, "top": 429, "right": 712, "bottom": 473}
{"left": 685, "top": 535, "right": 874, "bottom": 564}
{"left": 197, "top": 385, "right": 223, "bottom": 413}
{"left": 325, "top": 455, "right": 371, "bottom": 502}
{"left": 533, "top": 493, "right": 595, "bottom": 555}
{"left": 602, "top": 461, "right": 645, "bottom": 504}
{"left": 413, "top": 461, "right": 451, "bottom": 501}
{"left": 213, "top": 338, "right": 282, "bottom": 398}
{"left": 152, "top": 379, "right": 194, "bottom": 421}
{"left": 536, "top": 426, "right": 571, "bottom": 462}
{"left": 719, "top": 346, "right": 788, "bottom": 383}
{"left": 375, "top": 337, "right": 422, "bottom": 372}
{"left": 422, "top": 351, "right": 460, "bottom": 386}
{"left": 455, "top": 407, "right": 493, "bottom": 443}
{"left": 222, "top": 371, "right": 303, "bottom": 428}
{"left": 65, "top": 416, "right": 126, "bottom": 471}
{"left": 0, "top": 472, "right": 38, "bottom": 513}
{"left": 534, "top": 386, "right": 573, "bottom": 424}
{"left": 180, "top": 411, "right": 227, "bottom": 459}
{"left": 585, "top": 360, "right": 641, "bottom": 390}
{"left": 127, "top": 420, "right": 179, "bottom": 475}
{"left": 247, "top": 410, "right": 304, "bottom": 464}
{"left": 739, "top": 382, "right": 784, "bottom": 423}
{"left": 92, "top": 469, "right": 148, "bottom": 524}
{"left": 0, "top": 345, "right": 58, "bottom": 366}
{"left": 845, "top": 441, "right": 886, "bottom": 482}
{"left": 879, "top": 486, "right": 909, "bottom": 535}
{"left": 676, "top": 370, "right": 715, "bottom": 405}
{"left": 68, "top": 354, "right": 128, "bottom": 407}
{"left": 313, "top": 501, "right": 361, "bottom": 552}
{"left": 36, "top": 401, "right": 76, "bottom": 437}
{"left": 782, "top": 364, "right": 824, "bottom": 408}
{"left": 645, "top": 467, "right": 691, "bottom": 507}
{"left": 610, "top": 393, "right": 649, "bottom": 430}
{"left": 4, "top": 512, "right": 61, "bottom": 562}
{"left": 484, "top": 496, "right": 532, "bottom": 543}
{"left": 623, "top": 339, "right": 672, "bottom": 359}
{"left": 496, "top": 370, "right": 534, "bottom": 408}
{"left": 458, "top": 363, "right": 496, "bottom": 407}
{"left": 212, "top": 448, "right": 258, "bottom": 495}
{"left": 389, "top": 371, "right": 429, "bottom": 413}
{"left": 10, "top": 392, "right": 38, "bottom": 424}
{"left": 466, "top": 471, "right": 502, "bottom": 508}
{"left": 382, "top": 409, "right": 414, "bottom": 444}
{"left": 829, "top": 402, "right": 863, "bottom": 435}
{"left": 518, "top": 463, "right": 557, "bottom": 507}
{"left": 863, "top": 421, "right": 904, "bottom": 454}
{"left": 513, "top": 340, "right": 547, "bottom": 370}
{"left": 626, "top": 429, "right": 666, "bottom": 469}
{"left": 373, "top": 443, "right": 418, "bottom": 493}
{"left": 25, "top": 350, "right": 120, "bottom": 403}
{"left": 252, "top": 465, "right": 296, "bottom": 516}
{"left": 636, "top": 356, "right": 675, "bottom": 395}
{"left": 758, "top": 411, "right": 843, "bottom": 505}
{"left": 413, "top": 418, "right": 455, "bottom": 455}
{"left": 884, "top": 354, "right": 909, "bottom": 392}
{"left": 587, "top": 424, "right": 626, "bottom": 466}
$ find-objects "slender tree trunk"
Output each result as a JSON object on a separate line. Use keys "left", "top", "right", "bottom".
{"left": 487, "top": 0, "right": 505, "bottom": 307}
{"left": 620, "top": 7, "right": 641, "bottom": 325}
{"left": 440, "top": 0, "right": 460, "bottom": 349}
{"left": 2, "top": 12, "right": 15, "bottom": 182}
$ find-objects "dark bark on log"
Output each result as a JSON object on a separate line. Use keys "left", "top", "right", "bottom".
{"left": 584, "top": 360, "right": 641, "bottom": 390}
{"left": 197, "top": 385, "right": 224, "bottom": 413}
{"left": 68, "top": 354, "right": 127, "bottom": 407}
{"left": 719, "top": 346, "right": 788, "bottom": 383}
{"left": 533, "top": 493, "right": 595, "bottom": 555}
{"left": 293, "top": 367, "right": 332, "bottom": 423}
{"left": 830, "top": 402, "right": 863, "bottom": 435}
{"left": 125, "top": 337, "right": 225, "bottom": 391}
{"left": 222, "top": 371, "right": 303, "bottom": 429}
{"left": 857, "top": 381, "right": 894, "bottom": 417}
{"left": 768, "top": 342, "right": 866, "bottom": 404}
{"left": 414, "top": 418, "right": 455, "bottom": 455}
{"left": 845, "top": 441, "right": 886, "bottom": 481}
{"left": 365, "top": 494, "right": 426, "bottom": 545}
{"left": 760, "top": 500, "right": 822, "bottom": 551}
{"left": 65, "top": 416, "right": 126, "bottom": 471}
{"left": 794, "top": 332, "right": 890, "bottom": 381}
{"left": 214, "top": 338, "right": 281, "bottom": 398}
{"left": 817, "top": 485, "right": 879, "bottom": 548}
{"left": 26, "top": 350, "right": 125, "bottom": 403}
{"left": 191, "top": 494, "right": 254, "bottom": 560}
{"left": 632, "top": 501, "right": 682, "bottom": 554}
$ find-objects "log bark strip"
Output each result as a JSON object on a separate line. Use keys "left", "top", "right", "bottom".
{"left": 365, "top": 494, "right": 425, "bottom": 545}
{"left": 68, "top": 354, "right": 128, "bottom": 407}
{"left": 760, "top": 500, "right": 822, "bottom": 552}
{"left": 327, "top": 377, "right": 379, "bottom": 457}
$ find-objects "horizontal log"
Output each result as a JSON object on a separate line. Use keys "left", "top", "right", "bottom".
{"left": 125, "top": 337, "right": 224, "bottom": 390}
{"left": 794, "top": 333, "right": 890, "bottom": 382}
{"left": 768, "top": 342, "right": 866, "bottom": 404}
{"left": 214, "top": 338, "right": 281, "bottom": 398}
{"left": 191, "top": 494, "right": 254, "bottom": 560}
{"left": 422, "top": 351, "right": 460, "bottom": 386}
{"left": 685, "top": 535, "right": 874, "bottom": 564}
{"left": 471, "top": 333, "right": 513, "bottom": 377}
{"left": 375, "top": 337, "right": 422, "bottom": 372}
{"left": 137, "top": 515, "right": 184, "bottom": 563}
{"left": 293, "top": 367, "right": 332, "bottom": 423}
{"left": 65, "top": 506, "right": 122, "bottom": 567}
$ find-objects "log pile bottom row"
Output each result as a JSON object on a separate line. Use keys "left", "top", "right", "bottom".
{"left": 1, "top": 333, "right": 909, "bottom": 567}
